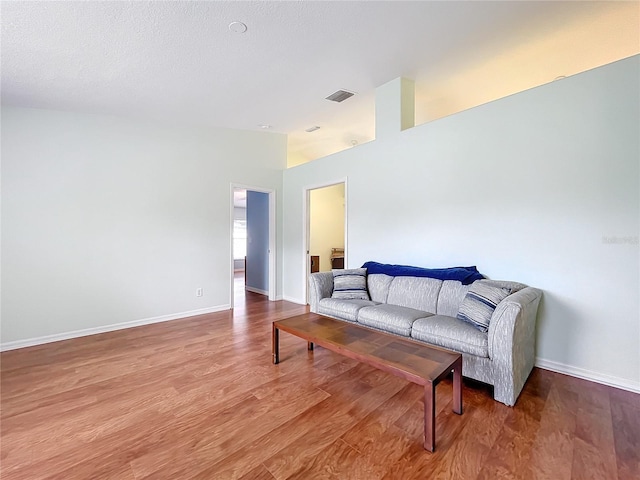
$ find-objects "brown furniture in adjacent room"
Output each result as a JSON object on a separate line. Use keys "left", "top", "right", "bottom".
{"left": 330, "top": 247, "right": 344, "bottom": 269}
{"left": 310, "top": 255, "right": 320, "bottom": 273}
{"left": 272, "top": 312, "right": 463, "bottom": 452}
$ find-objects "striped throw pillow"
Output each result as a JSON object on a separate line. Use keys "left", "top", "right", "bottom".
{"left": 457, "top": 281, "right": 512, "bottom": 332}
{"left": 331, "top": 268, "right": 370, "bottom": 300}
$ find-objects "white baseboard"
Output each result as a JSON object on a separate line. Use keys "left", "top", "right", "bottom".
{"left": 535, "top": 357, "right": 640, "bottom": 394}
{"left": 282, "top": 295, "right": 307, "bottom": 305}
{"left": 0, "top": 305, "right": 231, "bottom": 352}
{"left": 245, "top": 286, "right": 268, "bottom": 296}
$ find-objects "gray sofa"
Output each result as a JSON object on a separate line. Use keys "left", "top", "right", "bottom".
{"left": 309, "top": 271, "right": 542, "bottom": 406}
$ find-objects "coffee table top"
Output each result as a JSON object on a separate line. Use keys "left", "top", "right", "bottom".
{"left": 274, "top": 313, "right": 461, "bottom": 386}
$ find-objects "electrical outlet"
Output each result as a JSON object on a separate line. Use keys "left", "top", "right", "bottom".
{"left": 196, "top": 288, "right": 203, "bottom": 297}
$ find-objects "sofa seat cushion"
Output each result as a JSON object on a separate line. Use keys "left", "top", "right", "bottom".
{"left": 357, "top": 304, "right": 433, "bottom": 337}
{"left": 411, "top": 315, "right": 489, "bottom": 357}
{"left": 318, "top": 298, "right": 379, "bottom": 322}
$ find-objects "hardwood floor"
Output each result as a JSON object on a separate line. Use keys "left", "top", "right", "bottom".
{"left": 1, "top": 290, "right": 638, "bottom": 479}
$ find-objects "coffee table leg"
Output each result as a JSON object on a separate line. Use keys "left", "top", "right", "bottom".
{"left": 272, "top": 323, "right": 279, "bottom": 364}
{"left": 424, "top": 383, "right": 435, "bottom": 452}
{"left": 307, "top": 341, "right": 314, "bottom": 351}
{"left": 453, "top": 357, "right": 463, "bottom": 415}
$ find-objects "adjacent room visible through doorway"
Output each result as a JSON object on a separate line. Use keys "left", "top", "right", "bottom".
{"left": 231, "top": 185, "right": 275, "bottom": 309}
{"left": 306, "top": 181, "right": 347, "bottom": 302}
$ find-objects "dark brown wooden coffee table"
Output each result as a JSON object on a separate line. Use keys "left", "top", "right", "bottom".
{"left": 272, "top": 312, "right": 462, "bottom": 452}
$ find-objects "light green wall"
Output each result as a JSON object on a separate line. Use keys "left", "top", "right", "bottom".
{"left": 1, "top": 107, "right": 286, "bottom": 345}
{"left": 283, "top": 56, "right": 640, "bottom": 391}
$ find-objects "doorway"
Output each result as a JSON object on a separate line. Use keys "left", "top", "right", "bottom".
{"left": 231, "top": 185, "right": 276, "bottom": 309}
{"left": 304, "top": 180, "right": 347, "bottom": 303}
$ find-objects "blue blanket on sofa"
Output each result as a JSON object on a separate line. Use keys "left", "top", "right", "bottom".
{"left": 361, "top": 261, "right": 484, "bottom": 285}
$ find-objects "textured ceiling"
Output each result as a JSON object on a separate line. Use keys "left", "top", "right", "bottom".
{"left": 1, "top": 1, "right": 638, "bottom": 166}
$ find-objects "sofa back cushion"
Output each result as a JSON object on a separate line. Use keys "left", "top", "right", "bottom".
{"left": 387, "top": 276, "right": 442, "bottom": 313}
{"left": 367, "top": 274, "right": 394, "bottom": 303}
{"left": 436, "top": 280, "right": 471, "bottom": 317}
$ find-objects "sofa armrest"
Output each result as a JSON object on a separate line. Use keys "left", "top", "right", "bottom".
{"left": 488, "top": 286, "right": 542, "bottom": 405}
{"left": 308, "top": 272, "right": 334, "bottom": 313}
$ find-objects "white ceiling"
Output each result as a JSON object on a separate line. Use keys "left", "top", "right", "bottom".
{"left": 1, "top": 1, "right": 638, "bottom": 165}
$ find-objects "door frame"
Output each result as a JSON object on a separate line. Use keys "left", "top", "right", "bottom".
{"left": 230, "top": 183, "right": 276, "bottom": 308}
{"left": 303, "top": 177, "right": 348, "bottom": 304}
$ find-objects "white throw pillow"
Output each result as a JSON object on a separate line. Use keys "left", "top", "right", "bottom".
{"left": 457, "top": 281, "right": 512, "bottom": 332}
{"left": 331, "top": 268, "right": 370, "bottom": 300}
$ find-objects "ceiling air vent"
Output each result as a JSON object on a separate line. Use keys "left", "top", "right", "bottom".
{"left": 326, "top": 90, "right": 355, "bottom": 103}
